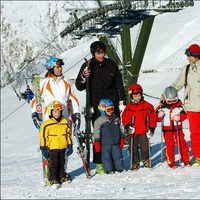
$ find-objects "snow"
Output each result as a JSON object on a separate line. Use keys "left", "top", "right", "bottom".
{"left": 1, "top": 1, "right": 200, "bottom": 199}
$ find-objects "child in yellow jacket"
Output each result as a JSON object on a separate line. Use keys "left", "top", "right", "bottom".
{"left": 40, "top": 100, "right": 72, "bottom": 185}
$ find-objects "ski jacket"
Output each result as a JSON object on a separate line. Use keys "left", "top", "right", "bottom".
{"left": 75, "top": 57, "right": 126, "bottom": 115}
{"left": 40, "top": 117, "right": 72, "bottom": 150}
{"left": 31, "top": 74, "right": 79, "bottom": 121}
{"left": 172, "top": 59, "right": 200, "bottom": 112}
{"left": 93, "top": 115, "right": 124, "bottom": 146}
{"left": 155, "top": 100, "right": 187, "bottom": 132}
{"left": 121, "top": 99, "right": 156, "bottom": 135}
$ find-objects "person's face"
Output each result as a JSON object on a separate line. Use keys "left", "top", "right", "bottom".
{"left": 94, "top": 49, "right": 105, "bottom": 62}
{"left": 187, "top": 56, "right": 199, "bottom": 64}
{"left": 53, "top": 65, "right": 63, "bottom": 76}
{"left": 52, "top": 109, "right": 61, "bottom": 119}
{"left": 132, "top": 93, "right": 142, "bottom": 103}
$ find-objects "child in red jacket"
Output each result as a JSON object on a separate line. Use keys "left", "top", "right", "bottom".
{"left": 156, "top": 86, "right": 191, "bottom": 168}
{"left": 122, "top": 84, "right": 157, "bottom": 170}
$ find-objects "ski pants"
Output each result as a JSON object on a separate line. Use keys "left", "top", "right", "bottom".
{"left": 48, "top": 149, "right": 66, "bottom": 182}
{"left": 128, "top": 134, "right": 149, "bottom": 165}
{"left": 187, "top": 111, "right": 200, "bottom": 159}
{"left": 164, "top": 130, "right": 190, "bottom": 165}
{"left": 101, "top": 144, "right": 123, "bottom": 172}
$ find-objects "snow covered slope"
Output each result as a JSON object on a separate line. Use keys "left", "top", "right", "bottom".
{"left": 1, "top": 1, "right": 200, "bottom": 199}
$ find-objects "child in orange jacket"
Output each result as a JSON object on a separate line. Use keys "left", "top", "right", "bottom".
{"left": 155, "top": 86, "right": 191, "bottom": 168}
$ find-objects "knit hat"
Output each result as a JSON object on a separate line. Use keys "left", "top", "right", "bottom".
{"left": 185, "top": 44, "right": 200, "bottom": 58}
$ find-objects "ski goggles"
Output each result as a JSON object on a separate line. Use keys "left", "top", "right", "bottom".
{"left": 52, "top": 59, "right": 64, "bottom": 68}
{"left": 185, "top": 49, "right": 200, "bottom": 57}
{"left": 98, "top": 105, "right": 114, "bottom": 113}
{"left": 129, "top": 88, "right": 142, "bottom": 95}
{"left": 105, "top": 106, "right": 115, "bottom": 113}
{"left": 53, "top": 103, "right": 64, "bottom": 110}
{"left": 166, "top": 99, "right": 178, "bottom": 104}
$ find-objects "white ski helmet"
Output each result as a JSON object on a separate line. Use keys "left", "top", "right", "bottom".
{"left": 163, "top": 86, "right": 178, "bottom": 104}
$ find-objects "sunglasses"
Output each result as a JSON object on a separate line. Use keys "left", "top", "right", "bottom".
{"left": 52, "top": 103, "right": 64, "bottom": 110}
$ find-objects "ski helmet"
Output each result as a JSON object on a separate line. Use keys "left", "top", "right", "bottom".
{"left": 163, "top": 86, "right": 178, "bottom": 104}
{"left": 46, "top": 57, "right": 64, "bottom": 70}
{"left": 90, "top": 41, "right": 106, "bottom": 55}
{"left": 98, "top": 99, "right": 114, "bottom": 116}
{"left": 47, "top": 100, "right": 64, "bottom": 116}
{"left": 128, "top": 84, "right": 143, "bottom": 96}
{"left": 185, "top": 44, "right": 200, "bottom": 58}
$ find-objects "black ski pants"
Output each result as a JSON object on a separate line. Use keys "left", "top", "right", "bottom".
{"left": 128, "top": 134, "right": 149, "bottom": 165}
{"left": 48, "top": 149, "right": 66, "bottom": 182}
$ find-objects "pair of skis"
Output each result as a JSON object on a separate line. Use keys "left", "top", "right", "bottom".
{"left": 31, "top": 74, "right": 51, "bottom": 186}
{"left": 67, "top": 98, "right": 92, "bottom": 179}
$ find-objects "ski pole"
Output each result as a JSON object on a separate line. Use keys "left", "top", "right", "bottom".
{"left": 148, "top": 137, "right": 151, "bottom": 168}
{"left": 160, "top": 119, "right": 164, "bottom": 163}
{"left": 175, "top": 121, "right": 181, "bottom": 166}
{"left": 130, "top": 116, "right": 135, "bottom": 169}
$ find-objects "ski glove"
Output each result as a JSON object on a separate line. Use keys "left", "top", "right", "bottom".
{"left": 172, "top": 114, "right": 180, "bottom": 122}
{"left": 74, "top": 113, "right": 81, "bottom": 130}
{"left": 94, "top": 141, "right": 101, "bottom": 153}
{"left": 119, "top": 100, "right": 126, "bottom": 116}
{"left": 119, "top": 138, "right": 125, "bottom": 149}
{"left": 146, "top": 127, "right": 155, "bottom": 139}
{"left": 66, "top": 144, "right": 73, "bottom": 156}
{"left": 40, "top": 146, "right": 50, "bottom": 159}
{"left": 81, "top": 67, "right": 91, "bottom": 83}
{"left": 125, "top": 124, "right": 135, "bottom": 135}
{"left": 32, "top": 112, "right": 42, "bottom": 129}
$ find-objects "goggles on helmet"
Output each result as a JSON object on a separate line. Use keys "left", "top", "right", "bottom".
{"left": 105, "top": 106, "right": 114, "bottom": 113}
{"left": 52, "top": 103, "right": 63, "bottom": 110}
{"left": 129, "top": 88, "right": 142, "bottom": 95}
{"left": 98, "top": 105, "right": 114, "bottom": 115}
{"left": 185, "top": 49, "right": 200, "bottom": 57}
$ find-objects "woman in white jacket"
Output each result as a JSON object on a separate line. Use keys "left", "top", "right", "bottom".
{"left": 172, "top": 44, "right": 200, "bottom": 166}
{"left": 31, "top": 57, "right": 81, "bottom": 179}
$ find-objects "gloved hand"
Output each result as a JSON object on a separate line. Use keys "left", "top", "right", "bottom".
{"left": 32, "top": 112, "right": 42, "bottom": 129}
{"left": 81, "top": 67, "right": 91, "bottom": 82}
{"left": 172, "top": 114, "right": 180, "bottom": 122}
{"left": 94, "top": 141, "right": 101, "bottom": 153}
{"left": 119, "top": 138, "right": 125, "bottom": 149}
{"left": 40, "top": 146, "right": 50, "bottom": 159}
{"left": 119, "top": 100, "right": 126, "bottom": 116}
{"left": 124, "top": 124, "right": 135, "bottom": 135}
{"left": 74, "top": 113, "right": 81, "bottom": 130}
{"left": 158, "top": 110, "right": 165, "bottom": 118}
{"left": 66, "top": 144, "right": 73, "bottom": 156}
{"left": 146, "top": 127, "right": 155, "bottom": 139}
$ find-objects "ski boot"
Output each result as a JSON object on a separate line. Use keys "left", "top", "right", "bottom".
{"left": 183, "top": 161, "right": 192, "bottom": 167}
{"left": 193, "top": 157, "right": 200, "bottom": 167}
{"left": 143, "top": 159, "right": 150, "bottom": 168}
{"left": 131, "top": 162, "right": 140, "bottom": 171}
{"left": 106, "top": 170, "right": 115, "bottom": 174}
{"left": 96, "top": 164, "right": 105, "bottom": 175}
{"left": 168, "top": 162, "right": 178, "bottom": 169}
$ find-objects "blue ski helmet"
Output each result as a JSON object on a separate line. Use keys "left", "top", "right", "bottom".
{"left": 98, "top": 99, "right": 114, "bottom": 116}
{"left": 45, "top": 57, "right": 64, "bottom": 70}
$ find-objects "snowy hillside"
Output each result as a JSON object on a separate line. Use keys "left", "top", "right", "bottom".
{"left": 1, "top": 1, "right": 200, "bottom": 199}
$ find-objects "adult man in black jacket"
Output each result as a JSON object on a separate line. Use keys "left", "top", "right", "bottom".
{"left": 75, "top": 41, "right": 126, "bottom": 173}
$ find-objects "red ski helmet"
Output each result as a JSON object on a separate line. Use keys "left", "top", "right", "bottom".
{"left": 128, "top": 83, "right": 143, "bottom": 95}
{"left": 185, "top": 44, "right": 200, "bottom": 58}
